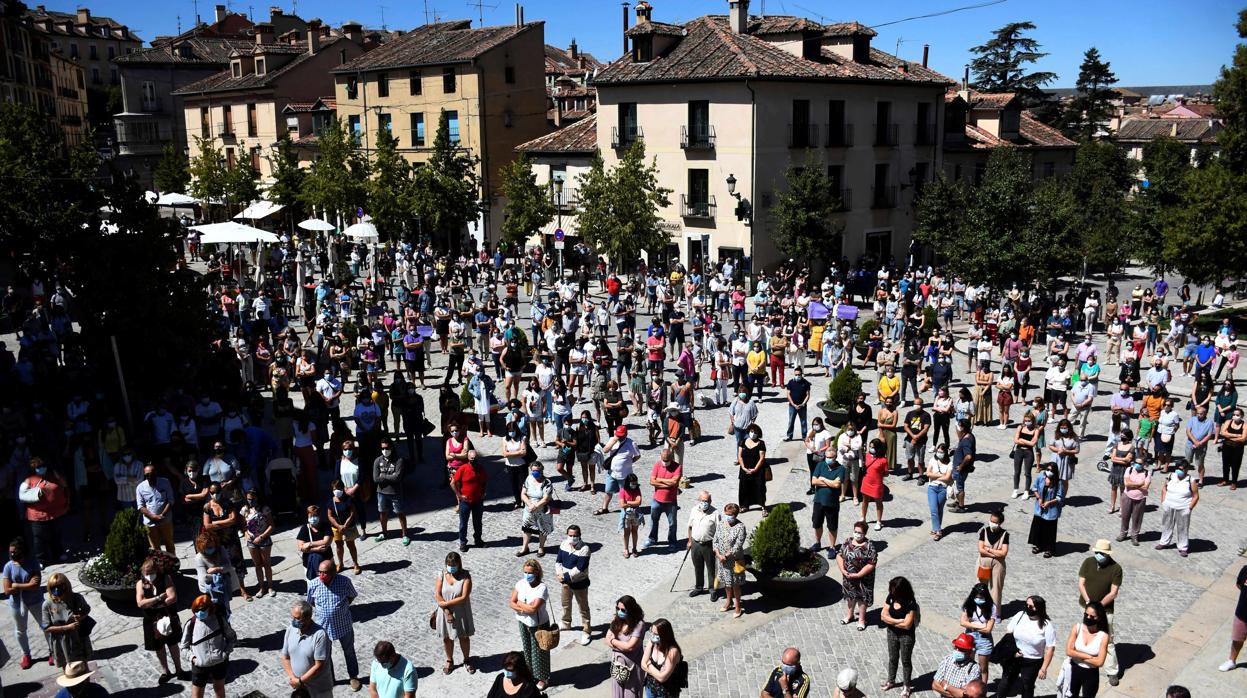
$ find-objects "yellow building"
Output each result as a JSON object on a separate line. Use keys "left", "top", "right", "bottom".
{"left": 49, "top": 48, "right": 85, "bottom": 145}
{"left": 331, "top": 19, "right": 550, "bottom": 249}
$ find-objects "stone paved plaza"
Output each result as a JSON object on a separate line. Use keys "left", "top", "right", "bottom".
{"left": 3, "top": 281, "right": 1246, "bottom": 698}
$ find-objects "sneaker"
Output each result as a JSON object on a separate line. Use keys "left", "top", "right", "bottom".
{"left": 350, "top": 677, "right": 363, "bottom": 692}
{"left": 1011, "top": 489, "right": 1020, "bottom": 498}
{"left": 579, "top": 633, "right": 591, "bottom": 646}
{"left": 1219, "top": 660, "right": 1237, "bottom": 672}
{"left": 874, "top": 522, "right": 882, "bottom": 531}
{"left": 997, "top": 424, "right": 1007, "bottom": 430}
{"left": 401, "top": 537, "right": 411, "bottom": 546}
{"left": 19, "top": 654, "right": 30, "bottom": 670}
{"left": 1131, "top": 537, "right": 1139, "bottom": 546}
{"left": 374, "top": 534, "right": 385, "bottom": 543}
{"left": 810, "top": 543, "right": 821, "bottom": 553}
{"left": 1021, "top": 491, "right": 1030, "bottom": 500}
{"left": 1107, "top": 675, "right": 1119, "bottom": 686}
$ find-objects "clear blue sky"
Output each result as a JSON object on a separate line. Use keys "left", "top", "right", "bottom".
{"left": 90, "top": 0, "right": 1241, "bottom": 87}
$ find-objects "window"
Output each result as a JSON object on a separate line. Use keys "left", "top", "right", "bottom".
{"left": 89, "top": 44, "right": 97, "bottom": 60}
{"left": 346, "top": 77, "right": 358, "bottom": 100}
{"left": 221, "top": 105, "right": 232, "bottom": 134}
{"left": 504, "top": 66, "right": 515, "bottom": 84}
{"left": 141, "top": 80, "right": 156, "bottom": 110}
{"left": 634, "top": 36, "right": 653, "bottom": 62}
{"left": 69, "top": 43, "right": 78, "bottom": 59}
{"left": 828, "top": 99, "right": 847, "bottom": 146}
{"left": 688, "top": 169, "right": 709, "bottom": 205}
{"left": 446, "top": 110, "right": 460, "bottom": 143}
{"left": 576, "top": 98, "right": 586, "bottom": 111}
{"left": 91, "top": 67, "right": 99, "bottom": 84}
{"left": 225, "top": 148, "right": 236, "bottom": 168}
{"left": 250, "top": 146, "right": 261, "bottom": 170}
{"left": 255, "top": 58, "right": 265, "bottom": 75}
{"left": 410, "top": 112, "right": 425, "bottom": 146}
{"left": 618, "top": 102, "right": 637, "bottom": 146}
{"left": 1042, "top": 162, "right": 1056, "bottom": 179}
{"left": 348, "top": 115, "right": 361, "bottom": 141}
{"left": 688, "top": 100, "right": 710, "bottom": 144}
{"left": 286, "top": 116, "right": 299, "bottom": 136}
{"left": 914, "top": 162, "right": 929, "bottom": 196}
{"left": 791, "top": 99, "right": 811, "bottom": 147}
{"left": 378, "top": 72, "right": 389, "bottom": 98}
{"left": 231, "top": 61, "right": 241, "bottom": 78}
{"left": 109, "top": 68, "right": 117, "bottom": 85}
{"left": 107, "top": 45, "right": 114, "bottom": 60}
{"left": 379, "top": 113, "right": 391, "bottom": 134}
{"left": 873, "top": 163, "right": 892, "bottom": 207}
{"left": 409, "top": 70, "right": 421, "bottom": 95}
{"left": 827, "top": 164, "right": 844, "bottom": 195}
{"left": 247, "top": 103, "right": 257, "bottom": 137}
{"left": 442, "top": 67, "right": 456, "bottom": 93}
{"left": 916, "top": 102, "right": 932, "bottom": 144}
{"left": 338, "top": 49, "right": 347, "bottom": 65}
{"left": 126, "top": 47, "right": 132, "bottom": 54}
{"left": 875, "top": 101, "right": 893, "bottom": 145}
{"left": 200, "top": 107, "right": 210, "bottom": 138}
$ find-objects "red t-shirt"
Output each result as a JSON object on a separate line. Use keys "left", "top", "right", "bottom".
{"left": 647, "top": 336, "right": 665, "bottom": 362}
{"left": 650, "top": 460, "right": 683, "bottom": 505}
{"left": 453, "top": 462, "right": 487, "bottom": 503}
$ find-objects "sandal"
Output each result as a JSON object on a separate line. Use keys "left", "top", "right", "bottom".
{"left": 840, "top": 618, "right": 853, "bottom": 625}
{"left": 881, "top": 681, "right": 901, "bottom": 692}
{"left": 733, "top": 609, "right": 743, "bottom": 618}
{"left": 1043, "top": 551, "right": 1053, "bottom": 558}
{"left": 515, "top": 549, "right": 531, "bottom": 557}
{"left": 721, "top": 605, "right": 733, "bottom": 612}
{"left": 593, "top": 508, "right": 608, "bottom": 516}
{"left": 857, "top": 623, "right": 867, "bottom": 631}
{"left": 441, "top": 660, "right": 453, "bottom": 675}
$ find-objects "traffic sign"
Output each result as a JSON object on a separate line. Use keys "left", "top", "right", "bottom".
{"left": 555, "top": 240, "right": 565, "bottom": 250}
{"left": 554, "top": 228, "right": 565, "bottom": 242}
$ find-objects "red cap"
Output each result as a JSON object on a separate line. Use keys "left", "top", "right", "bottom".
{"left": 615, "top": 426, "right": 628, "bottom": 437}
{"left": 952, "top": 633, "right": 975, "bottom": 651}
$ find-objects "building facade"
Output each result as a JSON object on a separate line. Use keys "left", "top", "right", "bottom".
{"left": 1, "top": 0, "right": 55, "bottom": 117}
{"left": 48, "top": 47, "right": 85, "bottom": 144}
{"left": 593, "top": 1, "right": 951, "bottom": 272}
{"left": 943, "top": 88, "right": 1077, "bottom": 184}
{"left": 331, "top": 19, "right": 551, "bottom": 248}
{"left": 515, "top": 114, "right": 597, "bottom": 254}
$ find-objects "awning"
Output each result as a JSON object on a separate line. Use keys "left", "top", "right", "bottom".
{"left": 234, "top": 200, "right": 285, "bottom": 220}
{"left": 191, "top": 221, "right": 280, "bottom": 244}
{"left": 539, "top": 216, "right": 579, "bottom": 238}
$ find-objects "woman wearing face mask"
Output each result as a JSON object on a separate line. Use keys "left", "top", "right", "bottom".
{"left": 445, "top": 423, "right": 474, "bottom": 475}
{"left": 502, "top": 428, "right": 529, "bottom": 510}
{"left": 509, "top": 560, "right": 552, "bottom": 690}
{"left": 925, "top": 446, "right": 954, "bottom": 540}
{"left": 327, "top": 479, "right": 362, "bottom": 574}
{"left": 1010, "top": 411, "right": 1039, "bottom": 499}
{"left": 973, "top": 361, "right": 995, "bottom": 426}
{"left": 292, "top": 411, "right": 320, "bottom": 505}
{"left": 1219, "top": 408, "right": 1246, "bottom": 489}
{"left": 41, "top": 573, "right": 92, "bottom": 668}
{"left": 1065, "top": 601, "right": 1110, "bottom": 698}
{"left": 1116, "top": 452, "right": 1152, "bottom": 546}
{"left": 1106, "top": 428, "right": 1135, "bottom": 516}
{"left": 179, "top": 594, "right": 235, "bottom": 698}
{"left": 1048, "top": 418, "right": 1080, "bottom": 496}
{"left": 606, "top": 594, "right": 647, "bottom": 698}
{"left": 434, "top": 551, "right": 476, "bottom": 675}
{"left": 1028, "top": 463, "right": 1065, "bottom": 558}
{"left": 977, "top": 509, "right": 1009, "bottom": 613}
{"left": 240, "top": 489, "right": 274, "bottom": 597}
{"left": 1156, "top": 465, "right": 1200, "bottom": 556}
{"left": 619, "top": 473, "right": 644, "bottom": 558}
{"left": 998, "top": 595, "right": 1057, "bottom": 698}
{"left": 838, "top": 520, "right": 878, "bottom": 630}
{"left": 737, "top": 426, "right": 768, "bottom": 512}
{"left": 136, "top": 556, "right": 185, "bottom": 682}
{"left": 194, "top": 530, "right": 244, "bottom": 613}
{"left": 518, "top": 463, "right": 554, "bottom": 557}
{"left": 804, "top": 417, "right": 832, "bottom": 495}
{"left": 958, "top": 582, "right": 996, "bottom": 684}
{"left": 338, "top": 438, "right": 370, "bottom": 538}
{"left": 714, "top": 503, "right": 747, "bottom": 617}
{"left": 859, "top": 439, "right": 888, "bottom": 531}
{"left": 487, "top": 651, "right": 541, "bottom": 698}
{"left": 641, "top": 617, "right": 683, "bottom": 698}
{"left": 199, "top": 484, "right": 250, "bottom": 602}
{"left": 296, "top": 505, "right": 332, "bottom": 585}
{"left": 880, "top": 576, "right": 919, "bottom": 697}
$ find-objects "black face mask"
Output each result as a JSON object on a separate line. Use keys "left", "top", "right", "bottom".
{"left": 1083, "top": 615, "right": 1098, "bottom": 627}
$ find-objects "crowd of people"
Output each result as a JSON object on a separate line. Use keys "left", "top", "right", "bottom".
{"left": 0, "top": 236, "right": 1241, "bottom": 697}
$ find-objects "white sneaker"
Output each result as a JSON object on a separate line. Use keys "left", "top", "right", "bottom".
{"left": 1219, "top": 660, "right": 1237, "bottom": 672}
{"left": 998, "top": 424, "right": 1007, "bottom": 430}
{"left": 1011, "top": 489, "right": 1020, "bottom": 498}
{"left": 579, "top": 633, "right": 591, "bottom": 646}
{"left": 874, "top": 522, "right": 883, "bottom": 531}
{"left": 1022, "top": 491, "right": 1031, "bottom": 500}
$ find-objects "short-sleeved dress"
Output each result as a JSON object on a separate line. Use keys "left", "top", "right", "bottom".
{"left": 860, "top": 454, "right": 888, "bottom": 500}
{"left": 434, "top": 571, "right": 475, "bottom": 641}
{"left": 839, "top": 539, "right": 879, "bottom": 605}
{"left": 610, "top": 619, "right": 647, "bottom": 698}
{"left": 42, "top": 593, "right": 92, "bottom": 667}
{"left": 521, "top": 475, "right": 555, "bottom": 535}
{"left": 140, "top": 574, "right": 182, "bottom": 651}
{"left": 714, "top": 520, "right": 748, "bottom": 587}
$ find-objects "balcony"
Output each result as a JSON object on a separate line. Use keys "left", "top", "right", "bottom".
{"left": 832, "top": 188, "right": 852, "bottom": 212}
{"left": 140, "top": 98, "right": 162, "bottom": 113}
{"left": 215, "top": 122, "right": 235, "bottom": 141}
{"left": 114, "top": 113, "right": 171, "bottom": 155}
{"left": 551, "top": 186, "right": 579, "bottom": 211}
{"left": 873, "top": 123, "right": 899, "bottom": 147}
{"left": 826, "top": 123, "right": 854, "bottom": 147}
{"left": 681, "top": 125, "right": 715, "bottom": 150}
{"left": 915, "top": 123, "right": 937, "bottom": 146}
{"left": 680, "top": 194, "right": 716, "bottom": 219}
{"left": 611, "top": 125, "right": 643, "bottom": 149}
{"left": 871, "top": 186, "right": 897, "bottom": 209}
{"left": 789, "top": 123, "right": 819, "bottom": 149}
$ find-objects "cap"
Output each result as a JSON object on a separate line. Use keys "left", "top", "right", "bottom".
{"left": 952, "top": 633, "right": 975, "bottom": 651}
{"left": 615, "top": 425, "right": 628, "bottom": 437}
{"left": 1092, "top": 539, "right": 1112, "bottom": 554}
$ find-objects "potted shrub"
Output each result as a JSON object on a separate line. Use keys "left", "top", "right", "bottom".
{"left": 818, "top": 366, "right": 862, "bottom": 426}
{"left": 80, "top": 508, "right": 173, "bottom": 602}
{"left": 746, "top": 503, "right": 829, "bottom": 594}
{"left": 856, "top": 319, "right": 879, "bottom": 346}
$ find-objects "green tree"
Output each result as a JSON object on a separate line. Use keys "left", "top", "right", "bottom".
{"left": 771, "top": 151, "right": 842, "bottom": 269}
{"left": 575, "top": 142, "right": 672, "bottom": 272}
{"left": 267, "top": 132, "right": 306, "bottom": 230}
{"left": 1062, "top": 47, "right": 1119, "bottom": 141}
{"left": 301, "top": 117, "right": 370, "bottom": 224}
{"left": 223, "top": 159, "right": 261, "bottom": 215}
{"left": 968, "top": 21, "right": 1058, "bottom": 109}
{"left": 410, "top": 110, "right": 481, "bottom": 251}
{"left": 498, "top": 154, "right": 554, "bottom": 249}
{"left": 914, "top": 173, "right": 969, "bottom": 264}
{"left": 367, "top": 125, "right": 411, "bottom": 241}
{"left": 1164, "top": 159, "right": 1247, "bottom": 285}
{"left": 1130, "top": 135, "right": 1191, "bottom": 273}
{"left": 152, "top": 143, "right": 190, "bottom": 193}
{"left": 187, "top": 137, "right": 227, "bottom": 220}
{"left": 1067, "top": 140, "right": 1137, "bottom": 273}
{"left": 1215, "top": 9, "right": 1247, "bottom": 175}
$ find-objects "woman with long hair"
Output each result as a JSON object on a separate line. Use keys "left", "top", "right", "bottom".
{"left": 1065, "top": 601, "right": 1110, "bottom": 698}
{"left": 973, "top": 361, "right": 994, "bottom": 426}
{"left": 607, "top": 595, "right": 647, "bottom": 698}
{"left": 880, "top": 576, "right": 918, "bottom": 697}
{"left": 434, "top": 551, "right": 476, "bottom": 674}
{"left": 959, "top": 582, "right": 996, "bottom": 684}
{"left": 486, "top": 651, "right": 540, "bottom": 698}
{"left": 240, "top": 489, "right": 275, "bottom": 597}
{"left": 998, "top": 595, "right": 1057, "bottom": 698}
{"left": 641, "top": 617, "right": 683, "bottom": 698}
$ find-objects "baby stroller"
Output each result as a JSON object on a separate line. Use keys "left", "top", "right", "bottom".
{"left": 265, "top": 457, "right": 299, "bottom": 521}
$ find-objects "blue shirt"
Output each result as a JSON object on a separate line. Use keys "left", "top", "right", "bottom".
{"left": 370, "top": 656, "right": 418, "bottom": 698}
{"left": 1187, "top": 416, "right": 1215, "bottom": 445}
{"left": 135, "top": 477, "right": 175, "bottom": 527}
{"left": 2, "top": 559, "right": 43, "bottom": 609}
{"left": 1196, "top": 343, "right": 1217, "bottom": 365}
{"left": 306, "top": 574, "right": 357, "bottom": 641}
{"left": 1031, "top": 473, "right": 1065, "bottom": 520}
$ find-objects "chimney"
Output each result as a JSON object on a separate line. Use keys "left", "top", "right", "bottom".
{"left": 622, "top": 2, "right": 629, "bottom": 54}
{"left": 76, "top": 8, "right": 89, "bottom": 24}
{"left": 515, "top": 3, "right": 521, "bottom": 28}
{"left": 729, "top": 0, "right": 749, "bottom": 34}
{"left": 569, "top": 38, "right": 578, "bottom": 60}
{"left": 962, "top": 66, "right": 969, "bottom": 90}
{"left": 255, "top": 23, "right": 274, "bottom": 44}
{"left": 306, "top": 19, "right": 322, "bottom": 54}
{"left": 635, "top": 1, "right": 652, "bottom": 24}
{"left": 521, "top": 6, "right": 525, "bottom": 23}
{"left": 342, "top": 21, "right": 363, "bottom": 44}
{"left": 215, "top": 4, "right": 227, "bottom": 23}
{"left": 922, "top": 44, "right": 929, "bottom": 68}
{"left": 1171, "top": 122, "right": 1178, "bottom": 137}
{"left": 270, "top": 6, "right": 283, "bottom": 21}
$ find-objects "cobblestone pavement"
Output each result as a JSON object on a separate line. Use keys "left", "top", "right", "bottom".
{"left": 3, "top": 280, "right": 1246, "bottom": 698}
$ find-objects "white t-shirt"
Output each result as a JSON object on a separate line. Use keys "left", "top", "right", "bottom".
{"left": 608, "top": 439, "right": 640, "bottom": 480}
{"left": 513, "top": 580, "right": 549, "bottom": 627}
{"left": 339, "top": 458, "right": 360, "bottom": 490}
{"left": 1008, "top": 613, "right": 1058, "bottom": 659}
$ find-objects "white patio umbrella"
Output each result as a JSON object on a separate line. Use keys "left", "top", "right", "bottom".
{"left": 191, "top": 222, "right": 280, "bottom": 244}
{"left": 234, "top": 200, "right": 284, "bottom": 220}
{"left": 156, "top": 192, "right": 198, "bottom": 207}
{"left": 297, "top": 218, "right": 336, "bottom": 232}
{"left": 342, "top": 222, "right": 379, "bottom": 240}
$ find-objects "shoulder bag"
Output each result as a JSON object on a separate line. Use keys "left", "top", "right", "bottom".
{"left": 532, "top": 589, "right": 561, "bottom": 650}
{"left": 989, "top": 612, "right": 1023, "bottom": 665}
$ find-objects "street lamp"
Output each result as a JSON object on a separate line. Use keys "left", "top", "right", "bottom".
{"left": 553, "top": 178, "right": 565, "bottom": 276}
{"left": 726, "top": 173, "right": 753, "bottom": 288}
{"left": 726, "top": 173, "right": 737, "bottom": 196}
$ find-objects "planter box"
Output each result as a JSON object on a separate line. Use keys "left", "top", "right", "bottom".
{"left": 78, "top": 575, "right": 135, "bottom": 603}
{"left": 818, "top": 401, "right": 851, "bottom": 427}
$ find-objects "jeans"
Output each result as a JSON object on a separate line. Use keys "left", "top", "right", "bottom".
{"left": 457, "top": 499, "right": 483, "bottom": 545}
{"left": 927, "top": 485, "right": 947, "bottom": 532}
{"left": 900, "top": 374, "right": 919, "bottom": 402}
{"left": 337, "top": 631, "right": 360, "bottom": 680}
{"left": 786, "top": 405, "right": 807, "bottom": 439}
{"left": 886, "top": 630, "right": 915, "bottom": 684}
{"left": 647, "top": 499, "right": 679, "bottom": 545}
{"left": 30, "top": 519, "right": 61, "bottom": 564}
{"left": 9, "top": 599, "right": 41, "bottom": 656}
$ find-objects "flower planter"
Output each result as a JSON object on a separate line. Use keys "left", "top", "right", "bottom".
{"left": 818, "top": 401, "right": 851, "bottom": 427}
{"left": 747, "top": 549, "right": 830, "bottom": 595}
{"left": 78, "top": 574, "right": 136, "bottom": 603}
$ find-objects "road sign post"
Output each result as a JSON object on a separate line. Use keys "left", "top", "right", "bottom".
{"left": 554, "top": 228, "right": 565, "bottom": 275}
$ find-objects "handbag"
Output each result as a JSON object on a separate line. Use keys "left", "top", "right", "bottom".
{"left": 534, "top": 624, "right": 561, "bottom": 650}
{"left": 691, "top": 419, "right": 702, "bottom": 441}
{"left": 764, "top": 464, "right": 773, "bottom": 482}
{"left": 611, "top": 657, "right": 632, "bottom": 685}
{"left": 976, "top": 562, "right": 992, "bottom": 583}
{"left": 989, "top": 631, "right": 1018, "bottom": 664}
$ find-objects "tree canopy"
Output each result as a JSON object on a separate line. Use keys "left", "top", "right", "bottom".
{"left": 771, "top": 151, "right": 842, "bottom": 269}
{"left": 300, "top": 116, "right": 370, "bottom": 224}
{"left": 575, "top": 142, "right": 672, "bottom": 272}
{"left": 409, "top": 110, "right": 481, "bottom": 251}
{"left": 153, "top": 142, "right": 190, "bottom": 194}
{"left": 366, "top": 125, "right": 411, "bottom": 241}
{"left": 1061, "top": 47, "right": 1118, "bottom": 141}
{"left": 498, "top": 154, "right": 555, "bottom": 249}
{"left": 968, "top": 21, "right": 1058, "bottom": 108}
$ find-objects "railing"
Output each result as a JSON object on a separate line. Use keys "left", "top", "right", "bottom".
{"left": 871, "top": 185, "right": 897, "bottom": 209}
{"left": 832, "top": 188, "right": 852, "bottom": 212}
{"left": 215, "top": 121, "right": 235, "bottom": 140}
{"left": 680, "top": 194, "right": 716, "bottom": 219}
{"left": 551, "top": 186, "right": 579, "bottom": 210}
{"left": 140, "top": 98, "right": 162, "bottom": 112}
{"left": 874, "top": 123, "right": 899, "bottom": 147}
{"left": 826, "top": 123, "right": 854, "bottom": 147}
{"left": 915, "top": 123, "right": 937, "bottom": 146}
{"left": 611, "top": 125, "right": 643, "bottom": 149}
{"left": 789, "top": 123, "right": 819, "bottom": 148}
{"left": 681, "top": 124, "right": 715, "bottom": 149}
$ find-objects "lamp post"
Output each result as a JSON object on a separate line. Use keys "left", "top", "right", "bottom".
{"left": 726, "top": 173, "right": 752, "bottom": 286}
{"left": 554, "top": 178, "right": 565, "bottom": 276}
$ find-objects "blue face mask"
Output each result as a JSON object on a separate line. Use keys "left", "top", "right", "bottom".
{"left": 1094, "top": 552, "right": 1108, "bottom": 565}
{"left": 447, "top": 566, "right": 459, "bottom": 574}
{"left": 953, "top": 650, "right": 968, "bottom": 663}
{"left": 531, "top": 470, "right": 543, "bottom": 479}
{"left": 525, "top": 573, "right": 537, "bottom": 584}
{"left": 725, "top": 515, "right": 737, "bottom": 524}
{"left": 503, "top": 670, "right": 515, "bottom": 679}
{"left": 974, "top": 597, "right": 987, "bottom": 606}
{"left": 290, "top": 618, "right": 302, "bottom": 629}
{"left": 781, "top": 663, "right": 798, "bottom": 675}
{"left": 617, "top": 609, "right": 628, "bottom": 620}
{"left": 1175, "top": 469, "right": 1186, "bottom": 479}
{"left": 196, "top": 610, "right": 209, "bottom": 620}
{"left": 34, "top": 467, "right": 47, "bottom": 476}
{"left": 308, "top": 516, "right": 320, "bottom": 526}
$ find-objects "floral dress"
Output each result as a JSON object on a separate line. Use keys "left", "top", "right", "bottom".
{"left": 838, "top": 539, "right": 879, "bottom": 605}
{"left": 714, "top": 520, "right": 747, "bottom": 587}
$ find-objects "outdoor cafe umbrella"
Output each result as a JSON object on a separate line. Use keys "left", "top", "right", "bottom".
{"left": 156, "top": 192, "right": 198, "bottom": 207}
{"left": 297, "top": 218, "right": 336, "bottom": 232}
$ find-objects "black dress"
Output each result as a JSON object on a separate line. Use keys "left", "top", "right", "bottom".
{"left": 738, "top": 439, "right": 767, "bottom": 509}
{"left": 487, "top": 674, "right": 542, "bottom": 698}
{"left": 140, "top": 573, "right": 181, "bottom": 651}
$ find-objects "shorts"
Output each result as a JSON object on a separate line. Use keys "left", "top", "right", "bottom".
{"left": 332, "top": 524, "right": 359, "bottom": 542}
{"left": 377, "top": 492, "right": 403, "bottom": 515}
{"left": 903, "top": 439, "right": 927, "bottom": 464}
{"left": 952, "top": 469, "right": 968, "bottom": 491}
{"left": 191, "top": 662, "right": 228, "bottom": 687}
{"left": 1233, "top": 616, "right": 1247, "bottom": 643}
{"left": 811, "top": 501, "right": 839, "bottom": 530}
{"left": 974, "top": 631, "right": 994, "bottom": 656}
{"left": 604, "top": 476, "right": 623, "bottom": 494}
{"left": 619, "top": 508, "right": 640, "bottom": 532}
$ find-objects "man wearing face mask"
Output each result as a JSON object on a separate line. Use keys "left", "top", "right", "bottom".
{"left": 316, "top": 370, "right": 344, "bottom": 421}
{"left": 306, "top": 560, "right": 361, "bottom": 691}
{"left": 554, "top": 525, "right": 593, "bottom": 645}
{"left": 644, "top": 449, "right": 683, "bottom": 550}
{"left": 372, "top": 440, "right": 410, "bottom": 546}
{"left": 281, "top": 600, "right": 334, "bottom": 697}
{"left": 729, "top": 391, "right": 759, "bottom": 447}
{"left": 1077, "top": 539, "right": 1123, "bottom": 685}
{"left": 113, "top": 446, "right": 144, "bottom": 511}
{"left": 761, "top": 647, "right": 810, "bottom": 698}
{"left": 369, "top": 640, "right": 417, "bottom": 698}
{"left": 931, "top": 633, "right": 981, "bottom": 697}
{"left": 686, "top": 491, "right": 721, "bottom": 599}
{"left": 136, "top": 464, "right": 176, "bottom": 555}
{"left": 18, "top": 457, "right": 69, "bottom": 565}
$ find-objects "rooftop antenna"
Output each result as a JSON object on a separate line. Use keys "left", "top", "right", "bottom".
{"left": 192, "top": 0, "right": 200, "bottom": 25}
{"left": 177, "top": 14, "right": 181, "bottom": 33}
{"left": 248, "top": 4, "right": 253, "bottom": 21}
{"left": 895, "top": 36, "right": 917, "bottom": 58}
{"left": 468, "top": 0, "right": 498, "bottom": 26}
{"left": 791, "top": 4, "right": 826, "bottom": 23}
{"left": 423, "top": 0, "right": 429, "bottom": 25}
{"left": 379, "top": 3, "right": 387, "bottom": 29}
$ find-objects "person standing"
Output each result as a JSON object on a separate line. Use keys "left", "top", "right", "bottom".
{"left": 1184, "top": 405, "right": 1215, "bottom": 485}
{"left": 1065, "top": 601, "right": 1110, "bottom": 698}
{"left": 555, "top": 525, "right": 593, "bottom": 646}
{"left": 510, "top": 559, "right": 552, "bottom": 691}
{"left": 902, "top": 398, "right": 931, "bottom": 481}
{"left": 1222, "top": 408, "right": 1247, "bottom": 489}
{"left": 925, "top": 445, "right": 954, "bottom": 541}
{"left": 433, "top": 551, "right": 475, "bottom": 674}
{"left": 1156, "top": 467, "right": 1199, "bottom": 557}
{"left": 135, "top": 464, "right": 176, "bottom": 556}
{"left": 760, "top": 647, "right": 811, "bottom": 698}
{"left": 372, "top": 440, "right": 410, "bottom": 545}
{"left": 281, "top": 600, "right": 334, "bottom": 698}
{"left": 1221, "top": 563, "right": 1247, "bottom": 672}
{"left": 18, "top": 459, "right": 68, "bottom": 565}
{"left": 737, "top": 426, "right": 768, "bottom": 512}
{"left": 645, "top": 449, "right": 683, "bottom": 549}
{"left": 1028, "top": 463, "right": 1065, "bottom": 558}
{"left": 686, "top": 491, "right": 720, "bottom": 599}
{"left": 182, "top": 595, "right": 235, "bottom": 698}
{"left": 784, "top": 368, "right": 811, "bottom": 441}
{"left": 838, "top": 520, "right": 878, "bottom": 630}
{"left": 714, "top": 503, "right": 747, "bottom": 618}
{"left": 450, "top": 452, "right": 487, "bottom": 553}
{"left": 598, "top": 426, "right": 640, "bottom": 516}
{"left": 728, "top": 392, "right": 758, "bottom": 447}
{"left": 518, "top": 463, "right": 555, "bottom": 557}
{"left": 1118, "top": 455, "right": 1151, "bottom": 545}
{"left": 42, "top": 573, "right": 92, "bottom": 668}
{"left": 950, "top": 420, "right": 977, "bottom": 513}
{"left": 136, "top": 557, "right": 184, "bottom": 682}
{"left": 2, "top": 538, "right": 44, "bottom": 669}
{"left": 880, "top": 576, "right": 919, "bottom": 697}
{"left": 607, "top": 595, "right": 647, "bottom": 698}
{"left": 976, "top": 509, "right": 1009, "bottom": 615}
{"left": 306, "top": 560, "right": 361, "bottom": 692}
{"left": 931, "top": 634, "right": 981, "bottom": 698}
{"left": 368, "top": 640, "right": 417, "bottom": 698}
{"left": 1077, "top": 541, "right": 1123, "bottom": 687}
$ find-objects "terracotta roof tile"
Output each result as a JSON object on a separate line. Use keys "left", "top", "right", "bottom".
{"left": 1019, "top": 112, "right": 1076, "bottom": 148}
{"left": 114, "top": 37, "right": 252, "bottom": 65}
{"left": 516, "top": 115, "right": 597, "bottom": 154}
{"left": 944, "top": 88, "right": 1017, "bottom": 110}
{"left": 173, "top": 37, "right": 346, "bottom": 95}
{"left": 625, "top": 20, "right": 685, "bottom": 38}
{"left": 331, "top": 20, "right": 534, "bottom": 73}
{"left": 1115, "top": 118, "right": 1221, "bottom": 143}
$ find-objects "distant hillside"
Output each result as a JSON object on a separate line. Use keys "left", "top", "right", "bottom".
{"left": 1046, "top": 84, "right": 1214, "bottom": 98}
